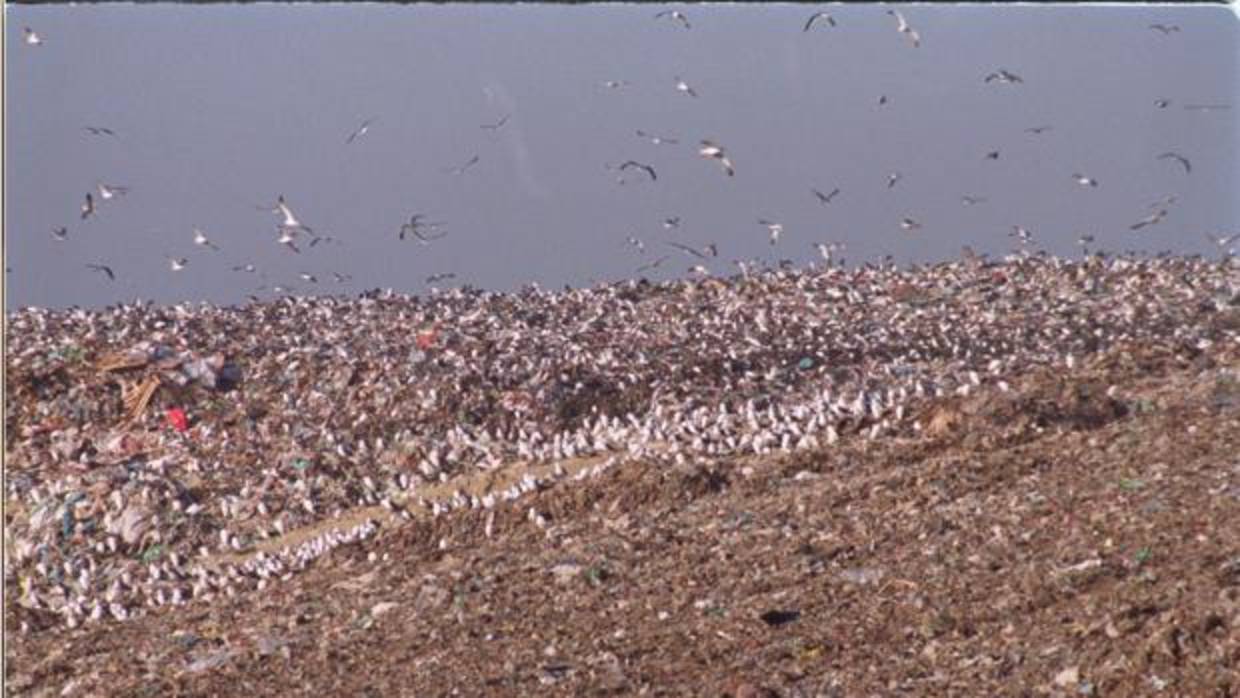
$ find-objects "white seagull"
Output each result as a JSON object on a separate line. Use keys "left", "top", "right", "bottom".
{"left": 51, "top": 226, "right": 69, "bottom": 242}
{"left": 758, "top": 220, "right": 783, "bottom": 245}
{"left": 814, "top": 242, "right": 844, "bottom": 264}
{"left": 193, "top": 227, "right": 220, "bottom": 251}
{"left": 698, "top": 140, "right": 735, "bottom": 176}
{"left": 654, "top": 10, "right": 691, "bottom": 29}
{"left": 900, "top": 217, "right": 922, "bottom": 231}
{"left": 80, "top": 193, "right": 96, "bottom": 220}
{"left": 887, "top": 10, "right": 920, "bottom": 48}
{"left": 276, "top": 228, "right": 302, "bottom": 253}
{"left": 97, "top": 183, "right": 130, "bottom": 201}
{"left": 636, "top": 129, "right": 679, "bottom": 145}
{"left": 674, "top": 77, "right": 699, "bottom": 98}
{"left": 887, "top": 172, "right": 902, "bottom": 189}
{"left": 345, "top": 117, "right": 376, "bottom": 145}
{"left": 265, "top": 195, "right": 314, "bottom": 235}
{"left": 1010, "top": 226, "right": 1034, "bottom": 244}
{"left": 167, "top": 256, "right": 188, "bottom": 272}
{"left": 1072, "top": 173, "right": 1099, "bottom": 187}
{"left": 24, "top": 28, "right": 42, "bottom": 46}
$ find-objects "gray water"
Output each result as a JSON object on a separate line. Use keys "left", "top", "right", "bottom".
{"left": 5, "top": 3, "right": 1237, "bottom": 310}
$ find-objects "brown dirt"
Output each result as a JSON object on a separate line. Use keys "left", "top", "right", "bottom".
{"left": 6, "top": 342, "right": 1240, "bottom": 697}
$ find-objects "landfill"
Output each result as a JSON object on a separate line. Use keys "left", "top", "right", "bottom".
{"left": 4, "top": 253, "right": 1239, "bottom": 635}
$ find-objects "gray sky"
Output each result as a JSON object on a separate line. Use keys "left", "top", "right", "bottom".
{"left": 5, "top": 4, "right": 1237, "bottom": 310}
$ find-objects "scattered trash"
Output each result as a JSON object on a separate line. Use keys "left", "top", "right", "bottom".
{"left": 758, "top": 609, "right": 801, "bottom": 627}
{"left": 166, "top": 408, "right": 189, "bottom": 432}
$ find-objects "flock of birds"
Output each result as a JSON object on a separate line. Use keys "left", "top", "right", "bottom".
{"left": 15, "top": 9, "right": 1236, "bottom": 306}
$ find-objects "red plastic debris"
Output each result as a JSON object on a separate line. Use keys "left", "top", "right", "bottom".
{"left": 166, "top": 408, "right": 189, "bottom": 432}
{"left": 416, "top": 326, "right": 440, "bottom": 350}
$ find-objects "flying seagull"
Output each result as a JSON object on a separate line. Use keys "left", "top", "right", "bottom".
{"left": 625, "top": 235, "right": 646, "bottom": 253}
{"left": 1130, "top": 209, "right": 1168, "bottom": 231}
{"left": 662, "top": 216, "right": 682, "bottom": 230}
{"left": 193, "top": 227, "right": 221, "bottom": 251}
{"left": 887, "top": 9, "right": 920, "bottom": 48}
{"left": 51, "top": 226, "right": 68, "bottom": 242}
{"left": 1157, "top": 152, "right": 1191, "bottom": 174}
{"left": 167, "top": 256, "right": 188, "bottom": 272}
{"left": 984, "top": 69, "right": 1023, "bottom": 84}
{"left": 331, "top": 271, "right": 353, "bottom": 284}
{"left": 1072, "top": 173, "right": 1099, "bottom": 187}
{"left": 615, "top": 160, "right": 658, "bottom": 182}
{"left": 85, "top": 263, "right": 115, "bottom": 280}
{"left": 803, "top": 12, "right": 836, "bottom": 31}
{"left": 345, "top": 117, "right": 376, "bottom": 144}
{"left": 83, "top": 126, "right": 117, "bottom": 138}
{"left": 961, "top": 195, "right": 987, "bottom": 206}
{"left": 600, "top": 80, "right": 631, "bottom": 89}
{"left": 636, "top": 255, "right": 670, "bottom": 274}
{"left": 814, "top": 242, "right": 844, "bottom": 264}
{"left": 24, "top": 27, "right": 42, "bottom": 46}
{"left": 900, "top": 217, "right": 922, "bottom": 231}
{"left": 636, "top": 129, "right": 679, "bottom": 145}
{"left": 1148, "top": 194, "right": 1179, "bottom": 209}
{"left": 878, "top": 95, "right": 888, "bottom": 106}
{"left": 758, "top": 220, "right": 783, "bottom": 245}
{"left": 480, "top": 114, "right": 511, "bottom": 131}
{"left": 1154, "top": 98, "right": 1172, "bottom": 109}
{"left": 985, "top": 150, "right": 1000, "bottom": 160}
{"left": 1010, "top": 225, "right": 1033, "bottom": 244}
{"left": 1204, "top": 232, "right": 1239, "bottom": 250}
{"left": 97, "top": 183, "right": 129, "bottom": 201}
{"left": 812, "top": 187, "right": 840, "bottom": 205}
{"left": 698, "top": 140, "right": 735, "bottom": 176}
{"left": 232, "top": 263, "right": 257, "bottom": 273}
{"left": 654, "top": 10, "right": 691, "bottom": 29}
{"left": 266, "top": 195, "right": 314, "bottom": 235}
{"left": 444, "top": 154, "right": 481, "bottom": 175}
{"left": 426, "top": 272, "right": 456, "bottom": 285}
{"left": 887, "top": 172, "right": 902, "bottom": 189}
{"left": 298, "top": 272, "right": 319, "bottom": 284}
{"left": 400, "top": 214, "right": 448, "bottom": 242}
{"left": 80, "top": 193, "right": 96, "bottom": 220}
{"left": 1024, "top": 125, "right": 1053, "bottom": 135}
{"left": 1148, "top": 24, "right": 1180, "bottom": 35}
{"left": 667, "top": 241, "right": 711, "bottom": 259}
{"left": 276, "top": 228, "right": 301, "bottom": 253}
{"left": 674, "top": 76, "right": 699, "bottom": 98}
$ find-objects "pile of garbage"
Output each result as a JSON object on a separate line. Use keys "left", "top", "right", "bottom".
{"left": 5, "top": 254, "right": 1238, "bottom": 631}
